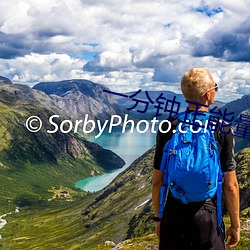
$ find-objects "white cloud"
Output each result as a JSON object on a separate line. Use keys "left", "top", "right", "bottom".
{"left": 70, "top": 69, "right": 154, "bottom": 93}
{"left": 0, "top": 0, "right": 249, "bottom": 102}
{"left": 0, "top": 0, "right": 73, "bottom": 35}
{"left": 0, "top": 1, "right": 31, "bottom": 34}
{"left": 0, "top": 53, "right": 87, "bottom": 85}
{"left": 98, "top": 51, "right": 132, "bottom": 69}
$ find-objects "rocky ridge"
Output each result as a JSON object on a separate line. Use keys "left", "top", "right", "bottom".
{"left": 0, "top": 76, "right": 12, "bottom": 85}
{"left": 33, "top": 79, "right": 123, "bottom": 122}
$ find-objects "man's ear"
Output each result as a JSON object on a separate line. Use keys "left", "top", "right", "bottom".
{"left": 204, "top": 91, "right": 210, "bottom": 100}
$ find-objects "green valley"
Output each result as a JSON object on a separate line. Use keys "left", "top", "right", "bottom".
{"left": 0, "top": 146, "right": 249, "bottom": 249}
{"left": 0, "top": 77, "right": 249, "bottom": 249}
{"left": 0, "top": 82, "right": 124, "bottom": 214}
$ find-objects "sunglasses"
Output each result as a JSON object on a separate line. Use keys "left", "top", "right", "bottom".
{"left": 202, "top": 83, "right": 218, "bottom": 96}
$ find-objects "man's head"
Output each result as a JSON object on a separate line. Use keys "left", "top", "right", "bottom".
{"left": 181, "top": 68, "right": 217, "bottom": 105}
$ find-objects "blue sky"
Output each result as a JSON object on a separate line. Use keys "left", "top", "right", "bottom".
{"left": 0, "top": 0, "right": 249, "bottom": 102}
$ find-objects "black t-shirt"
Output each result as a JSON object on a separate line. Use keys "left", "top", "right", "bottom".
{"left": 153, "top": 115, "right": 237, "bottom": 172}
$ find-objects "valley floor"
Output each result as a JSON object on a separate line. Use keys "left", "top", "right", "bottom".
{"left": 0, "top": 198, "right": 249, "bottom": 250}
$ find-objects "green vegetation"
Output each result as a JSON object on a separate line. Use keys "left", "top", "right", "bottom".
{"left": 1, "top": 141, "right": 249, "bottom": 249}
{"left": 0, "top": 148, "right": 156, "bottom": 249}
{"left": 224, "top": 217, "right": 250, "bottom": 250}
{"left": 0, "top": 198, "right": 89, "bottom": 250}
{"left": 2, "top": 145, "right": 248, "bottom": 249}
{"left": 89, "top": 234, "right": 159, "bottom": 250}
{"left": 0, "top": 156, "right": 98, "bottom": 212}
{"left": 0, "top": 84, "right": 122, "bottom": 214}
{"left": 89, "top": 229, "right": 250, "bottom": 250}
{"left": 235, "top": 148, "right": 250, "bottom": 214}
{"left": 0, "top": 83, "right": 249, "bottom": 249}
{"left": 1, "top": 208, "right": 249, "bottom": 250}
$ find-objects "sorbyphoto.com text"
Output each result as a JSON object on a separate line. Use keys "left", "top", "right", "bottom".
{"left": 25, "top": 114, "right": 216, "bottom": 138}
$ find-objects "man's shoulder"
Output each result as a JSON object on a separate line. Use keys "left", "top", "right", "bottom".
{"left": 213, "top": 119, "right": 234, "bottom": 144}
{"left": 160, "top": 116, "right": 178, "bottom": 129}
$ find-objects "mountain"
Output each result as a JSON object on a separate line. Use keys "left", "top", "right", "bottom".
{"left": 211, "top": 94, "right": 250, "bottom": 152}
{"left": 115, "top": 90, "right": 186, "bottom": 108}
{"left": 33, "top": 79, "right": 123, "bottom": 122}
{"left": 210, "top": 100, "right": 225, "bottom": 109}
{"left": 234, "top": 108, "right": 250, "bottom": 152}
{"left": 0, "top": 76, "right": 12, "bottom": 85}
{"left": 33, "top": 80, "right": 229, "bottom": 122}
{"left": 115, "top": 90, "right": 225, "bottom": 121}
{"left": 218, "top": 94, "right": 250, "bottom": 125}
{"left": 0, "top": 78, "right": 125, "bottom": 212}
{"left": 0, "top": 77, "right": 249, "bottom": 249}
{"left": 235, "top": 148, "right": 250, "bottom": 214}
{"left": 0, "top": 147, "right": 155, "bottom": 249}
{"left": 114, "top": 90, "right": 187, "bottom": 120}
{"left": 79, "top": 147, "right": 154, "bottom": 248}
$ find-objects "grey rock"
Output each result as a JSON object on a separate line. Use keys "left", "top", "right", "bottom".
{"left": 33, "top": 79, "right": 123, "bottom": 122}
{"left": 0, "top": 76, "right": 12, "bottom": 85}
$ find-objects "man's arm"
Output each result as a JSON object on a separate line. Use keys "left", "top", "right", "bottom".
{"left": 152, "top": 122, "right": 174, "bottom": 239}
{"left": 223, "top": 170, "right": 240, "bottom": 248}
{"left": 152, "top": 169, "right": 163, "bottom": 238}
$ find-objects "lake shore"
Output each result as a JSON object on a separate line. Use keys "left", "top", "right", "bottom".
{"left": 75, "top": 129, "right": 156, "bottom": 192}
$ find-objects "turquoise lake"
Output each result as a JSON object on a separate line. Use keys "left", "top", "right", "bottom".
{"left": 75, "top": 129, "right": 156, "bottom": 192}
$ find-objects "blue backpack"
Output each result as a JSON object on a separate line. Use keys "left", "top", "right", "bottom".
{"left": 158, "top": 111, "right": 223, "bottom": 228}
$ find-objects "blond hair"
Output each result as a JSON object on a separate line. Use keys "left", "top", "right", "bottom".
{"left": 181, "top": 68, "right": 214, "bottom": 102}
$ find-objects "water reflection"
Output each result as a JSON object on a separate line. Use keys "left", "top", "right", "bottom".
{"left": 75, "top": 129, "right": 155, "bottom": 192}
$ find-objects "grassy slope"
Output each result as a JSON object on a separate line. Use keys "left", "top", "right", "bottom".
{"left": 89, "top": 219, "right": 250, "bottom": 250}
{"left": 1, "top": 147, "right": 249, "bottom": 249}
{"left": 0, "top": 148, "right": 154, "bottom": 249}
{"left": 0, "top": 88, "right": 110, "bottom": 213}
{"left": 0, "top": 199, "right": 89, "bottom": 250}
{"left": 1, "top": 203, "right": 249, "bottom": 250}
{"left": 235, "top": 148, "right": 250, "bottom": 213}
{"left": 0, "top": 87, "right": 249, "bottom": 249}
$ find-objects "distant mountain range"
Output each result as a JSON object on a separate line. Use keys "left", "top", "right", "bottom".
{"left": 219, "top": 94, "right": 250, "bottom": 125}
{"left": 217, "top": 94, "right": 250, "bottom": 152}
{"left": 33, "top": 80, "right": 226, "bottom": 121}
{"left": 115, "top": 90, "right": 225, "bottom": 119}
{"left": 2, "top": 75, "right": 250, "bottom": 154}
{"left": 33, "top": 79, "right": 250, "bottom": 151}
{"left": 33, "top": 80, "right": 123, "bottom": 122}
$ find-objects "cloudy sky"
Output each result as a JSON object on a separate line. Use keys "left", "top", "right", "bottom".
{"left": 0, "top": 0, "right": 249, "bottom": 102}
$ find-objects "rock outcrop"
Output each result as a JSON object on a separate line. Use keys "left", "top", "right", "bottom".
{"left": 0, "top": 76, "right": 12, "bottom": 85}
{"left": 33, "top": 79, "right": 123, "bottom": 122}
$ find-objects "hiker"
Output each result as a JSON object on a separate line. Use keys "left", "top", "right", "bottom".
{"left": 152, "top": 68, "right": 240, "bottom": 250}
